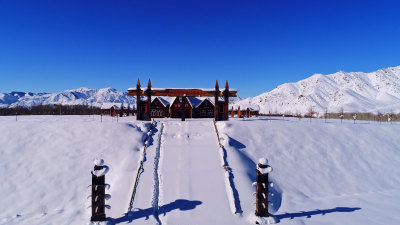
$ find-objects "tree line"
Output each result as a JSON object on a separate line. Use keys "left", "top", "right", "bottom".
{"left": 0, "top": 104, "right": 101, "bottom": 116}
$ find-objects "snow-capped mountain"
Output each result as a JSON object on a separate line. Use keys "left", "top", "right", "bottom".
{"left": 0, "top": 87, "right": 136, "bottom": 108}
{"left": 232, "top": 65, "right": 400, "bottom": 114}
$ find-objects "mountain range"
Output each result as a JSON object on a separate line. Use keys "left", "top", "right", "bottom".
{"left": 232, "top": 65, "right": 400, "bottom": 114}
{"left": 0, "top": 87, "right": 136, "bottom": 108}
{"left": 2, "top": 65, "right": 400, "bottom": 114}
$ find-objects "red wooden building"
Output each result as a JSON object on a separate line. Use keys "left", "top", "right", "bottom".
{"left": 128, "top": 79, "right": 237, "bottom": 121}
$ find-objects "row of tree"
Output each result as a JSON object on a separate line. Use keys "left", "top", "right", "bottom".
{"left": 0, "top": 105, "right": 101, "bottom": 116}
{"left": 260, "top": 110, "right": 399, "bottom": 122}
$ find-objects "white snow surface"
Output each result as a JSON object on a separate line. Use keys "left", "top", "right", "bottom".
{"left": 0, "top": 115, "right": 151, "bottom": 225}
{"left": 1, "top": 116, "right": 400, "bottom": 224}
{"left": 217, "top": 117, "right": 400, "bottom": 224}
{"left": 231, "top": 65, "right": 400, "bottom": 114}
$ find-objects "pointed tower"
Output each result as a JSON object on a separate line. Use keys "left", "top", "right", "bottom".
{"left": 214, "top": 80, "right": 220, "bottom": 121}
{"left": 146, "top": 79, "right": 152, "bottom": 121}
{"left": 136, "top": 78, "right": 141, "bottom": 120}
{"left": 224, "top": 80, "right": 229, "bottom": 120}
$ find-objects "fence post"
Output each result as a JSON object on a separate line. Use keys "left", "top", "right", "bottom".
{"left": 255, "top": 158, "right": 271, "bottom": 217}
{"left": 255, "top": 158, "right": 277, "bottom": 224}
{"left": 89, "top": 159, "right": 110, "bottom": 222}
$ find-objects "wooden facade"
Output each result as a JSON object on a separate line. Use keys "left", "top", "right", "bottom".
{"left": 194, "top": 98, "right": 214, "bottom": 118}
{"left": 170, "top": 97, "right": 192, "bottom": 118}
{"left": 151, "top": 97, "right": 170, "bottom": 118}
{"left": 128, "top": 79, "right": 237, "bottom": 121}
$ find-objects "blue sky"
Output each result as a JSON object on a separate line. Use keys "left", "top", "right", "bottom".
{"left": 1, "top": 0, "right": 400, "bottom": 97}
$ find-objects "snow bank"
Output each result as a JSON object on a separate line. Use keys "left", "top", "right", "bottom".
{"left": 217, "top": 117, "right": 400, "bottom": 225}
{"left": 0, "top": 116, "right": 150, "bottom": 225}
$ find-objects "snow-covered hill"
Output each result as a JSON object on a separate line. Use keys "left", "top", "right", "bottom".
{"left": 0, "top": 87, "right": 136, "bottom": 108}
{"left": 232, "top": 66, "right": 400, "bottom": 114}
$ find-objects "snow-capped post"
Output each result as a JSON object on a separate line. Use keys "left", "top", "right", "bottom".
{"left": 89, "top": 159, "right": 110, "bottom": 222}
{"left": 255, "top": 158, "right": 271, "bottom": 217}
{"left": 353, "top": 113, "right": 357, "bottom": 124}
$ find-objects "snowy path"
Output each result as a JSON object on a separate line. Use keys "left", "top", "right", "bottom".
{"left": 158, "top": 120, "right": 241, "bottom": 224}
{"left": 113, "top": 122, "right": 164, "bottom": 225}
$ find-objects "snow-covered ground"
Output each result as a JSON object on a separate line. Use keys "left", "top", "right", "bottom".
{"left": 0, "top": 116, "right": 151, "bottom": 225}
{"left": 1, "top": 116, "right": 400, "bottom": 224}
{"left": 217, "top": 117, "right": 400, "bottom": 224}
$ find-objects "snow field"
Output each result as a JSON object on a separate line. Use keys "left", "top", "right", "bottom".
{"left": 217, "top": 116, "right": 400, "bottom": 225}
{"left": 0, "top": 116, "right": 151, "bottom": 225}
{"left": 2, "top": 115, "right": 400, "bottom": 224}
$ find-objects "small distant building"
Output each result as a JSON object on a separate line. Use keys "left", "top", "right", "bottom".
{"left": 101, "top": 103, "right": 135, "bottom": 117}
{"left": 229, "top": 105, "right": 260, "bottom": 118}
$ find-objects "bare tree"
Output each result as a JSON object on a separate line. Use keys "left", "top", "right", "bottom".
{"left": 388, "top": 109, "right": 393, "bottom": 125}
{"left": 339, "top": 107, "right": 344, "bottom": 123}
{"left": 308, "top": 106, "right": 314, "bottom": 123}
{"left": 324, "top": 108, "right": 328, "bottom": 123}
{"left": 377, "top": 111, "right": 382, "bottom": 124}
{"left": 295, "top": 110, "right": 302, "bottom": 121}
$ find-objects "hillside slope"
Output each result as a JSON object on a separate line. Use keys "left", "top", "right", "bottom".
{"left": 231, "top": 66, "right": 400, "bottom": 114}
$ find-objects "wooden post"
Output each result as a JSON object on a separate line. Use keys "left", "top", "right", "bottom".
{"left": 255, "top": 158, "right": 272, "bottom": 217}
{"left": 181, "top": 96, "right": 186, "bottom": 121}
{"left": 147, "top": 79, "right": 152, "bottom": 121}
{"left": 231, "top": 106, "right": 234, "bottom": 118}
{"left": 136, "top": 79, "right": 141, "bottom": 121}
{"left": 90, "top": 159, "right": 109, "bottom": 222}
{"left": 214, "top": 80, "right": 219, "bottom": 121}
{"left": 238, "top": 106, "right": 241, "bottom": 118}
{"left": 224, "top": 80, "right": 229, "bottom": 121}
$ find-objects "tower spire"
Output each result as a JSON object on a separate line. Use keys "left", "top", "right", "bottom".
{"left": 137, "top": 78, "right": 141, "bottom": 87}
{"left": 225, "top": 80, "right": 229, "bottom": 89}
{"left": 215, "top": 80, "right": 219, "bottom": 90}
{"left": 148, "top": 79, "right": 152, "bottom": 88}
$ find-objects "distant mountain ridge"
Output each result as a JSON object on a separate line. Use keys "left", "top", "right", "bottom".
{"left": 3, "top": 65, "right": 400, "bottom": 114}
{"left": 0, "top": 87, "right": 136, "bottom": 108}
{"left": 231, "top": 65, "right": 400, "bottom": 114}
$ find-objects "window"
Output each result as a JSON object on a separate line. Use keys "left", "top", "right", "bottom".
{"left": 208, "top": 110, "right": 213, "bottom": 117}
{"left": 151, "top": 110, "right": 156, "bottom": 116}
{"left": 200, "top": 110, "right": 206, "bottom": 116}
{"left": 157, "top": 110, "right": 163, "bottom": 116}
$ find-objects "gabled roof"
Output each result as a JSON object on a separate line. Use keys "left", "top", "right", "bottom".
{"left": 151, "top": 96, "right": 171, "bottom": 107}
{"left": 195, "top": 97, "right": 215, "bottom": 107}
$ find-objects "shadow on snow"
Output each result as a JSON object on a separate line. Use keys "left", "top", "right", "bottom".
{"left": 227, "top": 136, "right": 283, "bottom": 213}
{"left": 276, "top": 207, "right": 361, "bottom": 220}
{"left": 109, "top": 199, "right": 202, "bottom": 224}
